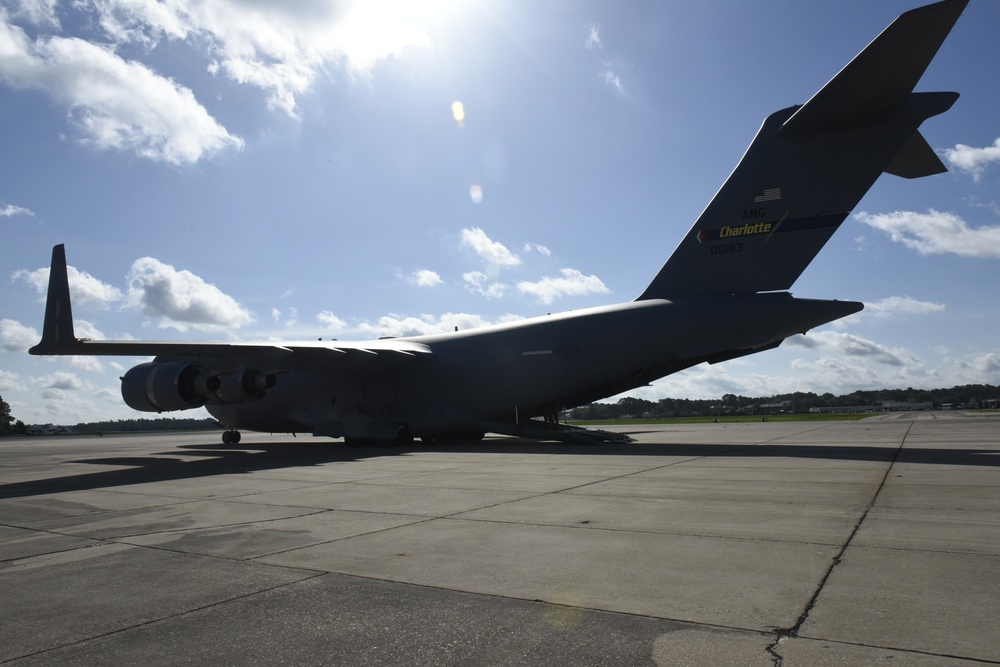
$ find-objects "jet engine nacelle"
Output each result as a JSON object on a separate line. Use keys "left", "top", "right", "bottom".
{"left": 215, "top": 368, "right": 277, "bottom": 404}
{"left": 121, "top": 361, "right": 221, "bottom": 413}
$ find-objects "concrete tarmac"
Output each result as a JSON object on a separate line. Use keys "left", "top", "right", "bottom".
{"left": 1, "top": 412, "right": 998, "bottom": 665}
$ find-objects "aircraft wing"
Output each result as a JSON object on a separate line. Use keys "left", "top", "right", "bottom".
{"left": 28, "top": 244, "right": 430, "bottom": 372}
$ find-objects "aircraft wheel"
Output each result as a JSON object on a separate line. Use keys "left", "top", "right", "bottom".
{"left": 222, "top": 430, "right": 241, "bottom": 444}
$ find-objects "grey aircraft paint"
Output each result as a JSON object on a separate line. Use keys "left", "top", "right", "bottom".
{"left": 30, "top": 0, "right": 968, "bottom": 444}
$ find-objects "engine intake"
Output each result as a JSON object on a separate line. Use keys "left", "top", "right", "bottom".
{"left": 121, "top": 361, "right": 221, "bottom": 413}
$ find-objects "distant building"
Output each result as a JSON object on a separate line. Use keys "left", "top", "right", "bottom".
{"left": 809, "top": 401, "right": 932, "bottom": 414}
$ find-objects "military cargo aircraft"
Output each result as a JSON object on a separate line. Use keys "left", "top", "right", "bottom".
{"left": 30, "top": 0, "right": 967, "bottom": 444}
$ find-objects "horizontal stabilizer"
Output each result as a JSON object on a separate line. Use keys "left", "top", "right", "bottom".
{"left": 779, "top": 0, "right": 968, "bottom": 136}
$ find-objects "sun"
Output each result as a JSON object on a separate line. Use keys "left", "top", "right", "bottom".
{"left": 332, "top": 0, "right": 470, "bottom": 75}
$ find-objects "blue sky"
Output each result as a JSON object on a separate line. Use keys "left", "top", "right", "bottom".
{"left": 2, "top": 0, "right": 999, "bottom": 425}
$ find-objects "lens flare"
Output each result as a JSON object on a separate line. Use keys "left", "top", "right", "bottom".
{"left": 451, "top": 100, "right": 465, "bottom": 126}
{"left": 469, "top": 184, "right": 483, "bottom": 203}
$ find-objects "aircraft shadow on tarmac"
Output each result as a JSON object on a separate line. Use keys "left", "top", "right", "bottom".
{"left": 0, "top": 436, "right": 997, "bottom": 500}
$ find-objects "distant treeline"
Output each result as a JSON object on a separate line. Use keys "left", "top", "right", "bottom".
{"left": 569, "top": 384, "right": 1000, "bottom": 420}
{"left": 20, "top": 383, "right": 1000, "bottom": 433}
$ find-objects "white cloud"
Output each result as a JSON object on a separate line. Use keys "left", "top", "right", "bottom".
{"left": 583, "top": 23, "right": 624, "bottom": 95}
{"left": 13, "top": 265, "right": 123, "bottom": 309}
{"left": 517, "top": 268, "right": 610, "bottom": 305}
{"left": 523, "top": 242, "right": 552, "bottom": 257}
{"left": 4, "top": 0, "right": 59, "bottom": 28}
{"left": 0, "top": 318, "right": 38, "bottom": 351}
{"left": 856, "top": 209, "right": 1000, "bottom": 259}
{"left": 126, "top": 257, "right": 253, "bottom": 331}
{"left": 599, "top": 62, "right": 624, "bottom": 95}
{"left": 410, "top": 269, "right": 442, "bottom": 287}
{"left": 836, "top": 295, "right": 946, "bottom": 328}
{"left": 67, "top": 355, "right": 105, "bottom": 372}
{"left": 623, "top": 363, "right": 795, "bottom": 403}
{"left": 67, "top": 267, "right": 124, "bottom": 308}
{"left": 2, "top": 365, "right": 136, "bottom": 424}
{"left": 787, "top": 355, "right": 933, "bottom": 393}
{"left": 786, "top": 330, "right": 919, "bottom": 368}
{"left": 1, "top": 203, "right": 33, "bottom": 217}
{"left": 270, "top": 305, "right": 298, "bottom": 327}
{"left": 0, "top": 369, "right": 22, "bottom": 392}
{"left": 460, "top": 227, "right": 521, "bottom": 267}
{"left": 36, "top": 370, "right": 86, "bottom": 391}
{"left": 316, "top": 310, "right": 347, "bottom": 331}
{"left": 72, "top": 319, "right": 106, "bottom": 339}
{"left": 943, "top": 138, "right": 1000, "bottom": 179}
{"left": 970, "top": 352, "right": 1000, "bottom": 378}
{"left": 0, "top": 13, "right": 242, "bottom": 164}
{"left": 585, "top": 23, "right": 602, "bottom": 50}
{"left": 69, "top": 0, "right": 436, "bottom": 117}
{"left": 625, "top": 330, "right": 947, "bottom": 402}
{"left": 354, "top": 312, "right": 522, "bottom": 338}
{"left": 463, "top": 270, "right": 507, "bottom": 299}
{"left": 31, "top": 371, "right": 110, "bottom": 420}
{"left": 864, "top": 296, "right": 945, "bottom": 318}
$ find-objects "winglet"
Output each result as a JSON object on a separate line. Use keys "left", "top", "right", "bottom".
{"left": 29, "top": 244, "right": 80, "bottom": 355}
{"left": 884, "top": 129, "right": 949, "bottom": 179}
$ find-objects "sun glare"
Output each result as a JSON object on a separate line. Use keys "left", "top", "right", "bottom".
{"left": 451, "top": 100, "right": 466, "bottom": 126}
{"left": 332, "top": 0, "right": 468, "bottom": 75}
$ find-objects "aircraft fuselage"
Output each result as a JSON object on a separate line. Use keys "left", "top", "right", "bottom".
{"left": 204, "top": 293, "right": 860, "bottom": 438}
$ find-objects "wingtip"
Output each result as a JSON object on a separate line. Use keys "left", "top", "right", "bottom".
{"left": 30, "top": 243, "right": 78, "bottom": 355}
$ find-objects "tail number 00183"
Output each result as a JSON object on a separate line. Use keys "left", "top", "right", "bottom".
{"left": 710, "top": 242, "right": 744, "bottom": 255}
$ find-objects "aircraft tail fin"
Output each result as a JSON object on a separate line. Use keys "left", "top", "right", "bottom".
{"left": 29, "top": 244, "right": 81, "bottom": 355}
{"left": 637, "top": 0, "right": 966, "bottom": 300}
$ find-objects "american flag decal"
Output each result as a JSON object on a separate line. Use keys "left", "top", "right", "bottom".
{"left": 754, "top": 187, "right": 781, "bottom": 202}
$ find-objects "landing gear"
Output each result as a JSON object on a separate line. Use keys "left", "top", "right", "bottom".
{"left": 221, "top": 430, "right": 242, "bottom": 444}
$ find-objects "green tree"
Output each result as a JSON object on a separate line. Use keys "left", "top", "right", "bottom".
{"left": 616, "top": 397, "right": 655, "bottom": 417}
{"left": 0, "top": 394, "right": 15, "bottom": 435}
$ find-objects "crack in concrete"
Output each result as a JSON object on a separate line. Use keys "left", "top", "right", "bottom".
{"left": 763, "top": 422, "right": 912, "bottom": 666}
